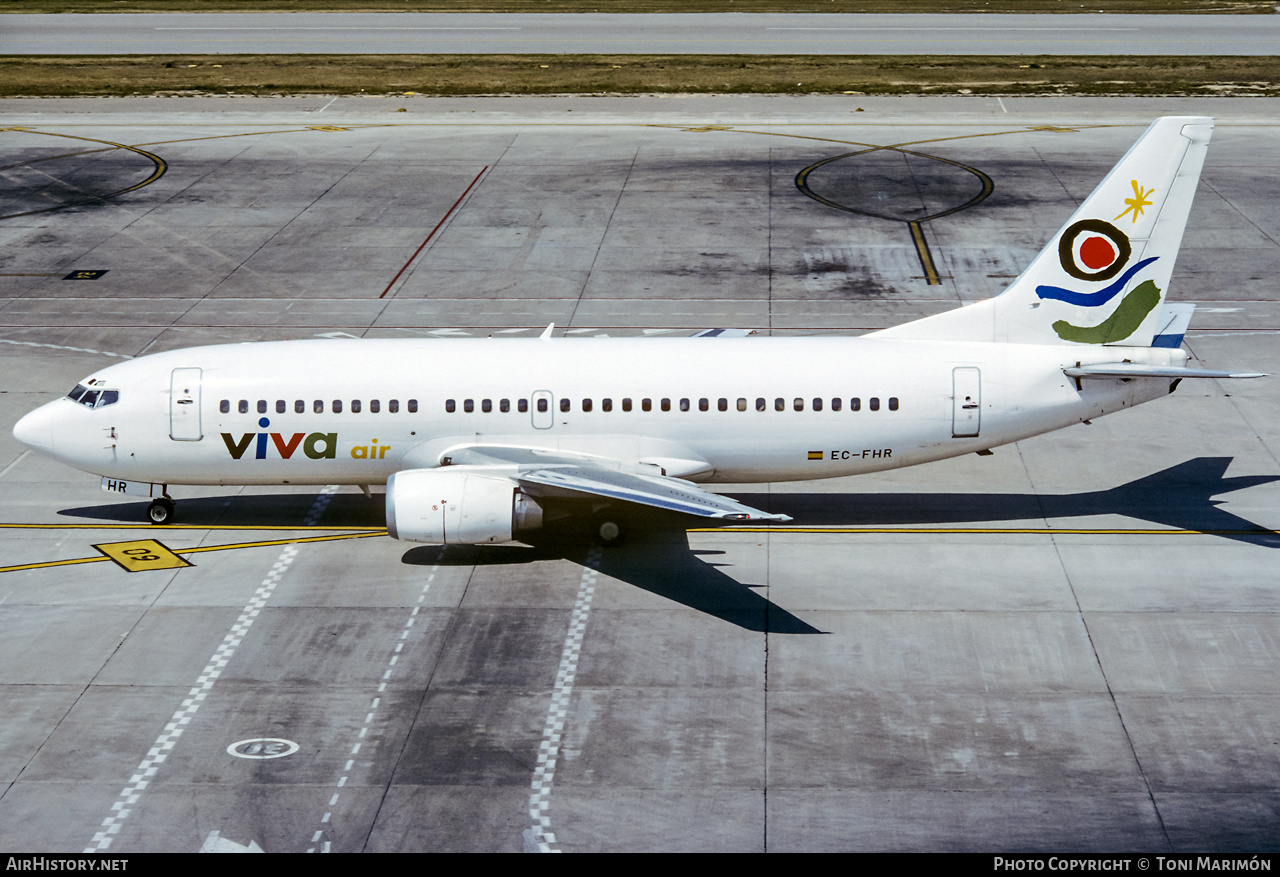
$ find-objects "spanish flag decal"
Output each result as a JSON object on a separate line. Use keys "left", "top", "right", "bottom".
{"left": 807, "top": 451, "right": 823, "bottom": 460}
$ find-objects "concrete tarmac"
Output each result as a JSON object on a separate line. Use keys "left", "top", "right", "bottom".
{"left": 0, "top": 95, "right": 1278, "bottom": 853}
{"left": 3, "top": 12, "right": 1279, "bottom": 56}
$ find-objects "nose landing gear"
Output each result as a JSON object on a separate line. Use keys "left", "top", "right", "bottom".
{"left": 148, "top": 495, "right": 175, "bottom": 524}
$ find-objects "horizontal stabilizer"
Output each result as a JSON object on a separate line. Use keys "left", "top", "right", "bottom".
{"left": 1064, "top": 363, "right": 1266, "bottom": 379}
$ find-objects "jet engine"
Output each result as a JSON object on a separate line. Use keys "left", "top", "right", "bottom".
{"left": 385, "top": 467, "right": 543, "bottom": 544}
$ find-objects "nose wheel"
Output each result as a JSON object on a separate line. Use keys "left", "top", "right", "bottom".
{"left": 148, "top": 496, "right": 175, "bottom": 525}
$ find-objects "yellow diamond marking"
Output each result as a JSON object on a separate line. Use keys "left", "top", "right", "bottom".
{"left": 93, "top": 539, "right": 193, "bottom": 573}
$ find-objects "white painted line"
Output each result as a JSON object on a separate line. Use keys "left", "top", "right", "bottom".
{"left": 0, "top": 450, "right": 29, "bottom": 481}
{"left": 0, "top": 338, "right": 133, "bottom": 359}
{"left": 306, "top": 552, "right": 441, "bottom": 853}
{"left": 83, "top": 486, "right": 339, "bottom": 853}
{"left": 525, "top": 547, "right": 602, "bottom": 854}
{"left": 767, "top": 26, "right": 1139, "bottom": 31}
{"left": 155, "top": 26, "right": 521, "bottom": 31}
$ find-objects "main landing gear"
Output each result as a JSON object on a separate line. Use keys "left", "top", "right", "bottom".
{"left": 591, "top": 512, "right": 627, "bottom": 547}
{"left": 148, "top": 494, "right": 175, "bottom": 525}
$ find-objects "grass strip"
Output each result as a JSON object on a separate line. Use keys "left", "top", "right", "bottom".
{"left": 2, "top": 54, "right": 1279, "bottom": 97}
{"left": 2, "top": 1, "right": 1274, "bottom": 13}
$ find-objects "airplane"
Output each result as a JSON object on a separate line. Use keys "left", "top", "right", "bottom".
{"left": 11, "top": 116, "right": 1265, "bottom": 546}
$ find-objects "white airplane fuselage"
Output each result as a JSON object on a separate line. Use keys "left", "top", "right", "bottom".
{"left": 14, "top": 118, "right": 1246, "bottom": 540}
{"left": 16, "top": 335, "right": 1185, "bottom": 488}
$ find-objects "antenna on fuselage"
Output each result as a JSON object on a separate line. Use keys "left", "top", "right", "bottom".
{"left": 540, "top": 323, "right": 555, "bottom": 340}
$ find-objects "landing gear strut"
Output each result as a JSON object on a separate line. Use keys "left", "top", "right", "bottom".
{"left": 148, "top": 495, "right": 175, "bottom": 525}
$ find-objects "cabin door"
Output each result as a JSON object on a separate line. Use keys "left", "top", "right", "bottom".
{"left": 952, "top": 367, "right": 981, "bottom": 438}
{"left": 169, "top": 368, "right": 203, "bottom": 441}
{"left": 531, "top": 390, "right": 554, "bottom": 430}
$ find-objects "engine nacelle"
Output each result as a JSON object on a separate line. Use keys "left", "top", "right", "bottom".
{"left": 385, "top": 467, "right": 542, "bottom": 544}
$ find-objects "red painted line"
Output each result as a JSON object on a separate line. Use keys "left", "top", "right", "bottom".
{"left": 379, "top": 165, "right": 488, "bottom": 299}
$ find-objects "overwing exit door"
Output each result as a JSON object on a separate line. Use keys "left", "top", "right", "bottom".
{"left": 531, "top": 390, "right": 554, "bottom": 429}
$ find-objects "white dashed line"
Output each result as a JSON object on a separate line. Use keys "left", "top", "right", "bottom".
{"left": 526, "top": 547, "right": 602, "bottom": 853}
{"left": 306, "top": 552, "right": 441, "bottom": 853}
{"left": 0, "top": 339, "right": 133, "bottom": 359}
{"left": 83, "top": 486, "right": 339, "bottom": 853}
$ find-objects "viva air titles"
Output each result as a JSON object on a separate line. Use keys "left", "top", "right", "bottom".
{"left": 218, "top": 420, "right": 386, "bottom": 462}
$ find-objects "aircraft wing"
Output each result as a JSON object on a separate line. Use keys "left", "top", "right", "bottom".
{"left": 439, "top": 445, "right": 791, "bottom": 522}
{"left": 516, "top": 465, "right": 789, "bottom": 521}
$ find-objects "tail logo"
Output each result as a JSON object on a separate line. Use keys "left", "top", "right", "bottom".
{"left": 1115, "top": 179, "right": 1155, "bottom": 224}
{"left": 1038, "top": 217, "right": 1161, "bottom": 344}
{"left": 1056, "top": 219, "right": 1131, "bottom": 282}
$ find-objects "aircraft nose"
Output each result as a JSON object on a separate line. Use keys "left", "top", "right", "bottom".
{"left": 12, "top": 403, "right": 56, "bottom": 454}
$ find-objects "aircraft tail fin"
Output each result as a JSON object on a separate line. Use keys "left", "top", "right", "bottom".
{"left": 872, "top": 117, "right": 1213, "bottom": 347}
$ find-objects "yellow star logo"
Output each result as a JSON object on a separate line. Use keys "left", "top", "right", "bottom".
{"left": 1115, "top": 179, "right": 1154, "bottom": 224}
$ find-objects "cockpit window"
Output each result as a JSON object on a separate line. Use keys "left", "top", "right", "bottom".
{"left": 65, "top": 384, "right": 119, "bottom": 409}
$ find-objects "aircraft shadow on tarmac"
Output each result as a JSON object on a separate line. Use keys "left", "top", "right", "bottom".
{"left": 737, "top": 456, "right": 1280, "bottom": 550}
{"left": 402, "top": 534, "right": 822, "bottom": 635}
{"left": 61, "top": 457, "right": 1278, "bottom": 633}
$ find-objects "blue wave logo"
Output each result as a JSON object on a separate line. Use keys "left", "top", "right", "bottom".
{"left": 1036, "top": 257, "right": 1158, "bottom": 308}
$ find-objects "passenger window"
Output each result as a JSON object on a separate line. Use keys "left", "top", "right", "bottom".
{"left": 519, "top": 399, "right": 529, "bottom": 413}
{"left": 352, "top": 400, "right": 362, "bottom": 414}
{"left": 239, "top": 400, "right": 249, "bottom": 414}
{"left": 622, "top": 398, "right": 632, "bottom": 412}
{"left": 793, "top": 398, "right": 804, "bottom": 411}
{"left": 661, "top": 398, "right": 671, "bottom": 412}
{"left": 642, "top": 398, "right": 652, "bottom": 412}
{"left": 314, "top": 400, "right": 324, "bottom": 414}
{"left": 679, "top": 398, "right": 689, "bottom": 412}
{"left": 831, "top": 398, "right": 842, "bottom": 412}
{"left": 870, "top": 397, "right": 880, "bottom": 412}
{"left": 718, "top": 398, "right": 728, "bottom": 412}
{"left": 370, "top": 400, "right": 380, "bottom": 413}
{"left": 775, "top": 398, "right": 785, "bottom": 412}
{"left": 295, "top": 400, "right": 305, "bottom": 414}
{"left": 482, "top": 399, "right": 492, "bottom": 413}
{"left": 756, "top": 397, "right": 766, "bottom": 412}
{"left": 581, "top": 399, "right": 592, "bottom": 412}
{"left": 699, "top": 398, "right": 709, "bottom": 412}
{"left": 560, "top": 398, "right": 570, "bottom": 413}
{"left": 851, "top": 398, "right": 861, "bottom": 411}
{"left": 407, "top": 399, "right": 418, "bottom": 413}
{"left": 220, "top": 400, "right": 230, "bottom": 414}
{"left": 276, "top": 400, "right": 286, "bottom": 414}
{"left": 331, "top": 400, "right": 342, "bottom": 414}
{"left": 257, "top": 400, "right": 267, "bottom": 414}
{"left": 812, "top": 398, "right": 823, "bottom": 411}
{"left": 889, "top": 397, "right": 899, "bottom": 411}
{"left": 500, "top": 399, "right": 510, "bottom": 413}
{"left": 602, "top": 398, "right": 612, "bottom": 412}
{"left": 463, "top": 399, "right": 474, "bottom": 413}
{"left": 389, "top": 399, "right": 399, "bottom": 413}
{"left": 537, "top": 399, "right": 548, "bottom": 413}
{"left": 738, "top": 398, "right": 747, "bottom": 412}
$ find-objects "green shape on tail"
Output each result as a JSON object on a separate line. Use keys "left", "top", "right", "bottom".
{"left": 1052, "top": 279, "right": 1162, "bottom": 344}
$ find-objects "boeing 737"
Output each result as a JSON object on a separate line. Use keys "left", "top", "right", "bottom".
{"left": 11, "top": 117, "right": 1264, "bottom": 545}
